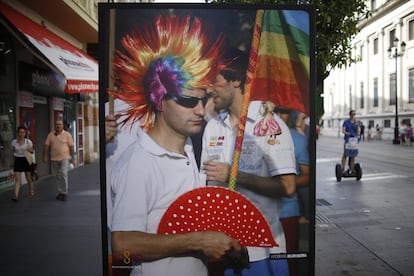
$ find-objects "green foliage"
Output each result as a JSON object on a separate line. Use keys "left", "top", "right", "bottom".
{"left": 211, "top": 0, "right": 369, "bottom": 118}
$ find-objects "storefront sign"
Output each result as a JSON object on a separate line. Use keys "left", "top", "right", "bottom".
{"left": 52, "top": 97, "right": 64, "bottom": 111}
{"left": 18, "top": 62, "right": 65, "bottom": 95}
{"left": 17, "top": 91, "right": 34, "bottom": 108}
{"left": 33, "top": 95, "right": 47, "bottom": 104}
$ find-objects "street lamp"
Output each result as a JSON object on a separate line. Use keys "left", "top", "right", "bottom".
{"left": 387, "top": 37, "right": 406, "bottom": 145}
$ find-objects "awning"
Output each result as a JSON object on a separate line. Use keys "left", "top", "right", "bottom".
{"left": 0, "top": 3, "right": 98, "bottom": 93}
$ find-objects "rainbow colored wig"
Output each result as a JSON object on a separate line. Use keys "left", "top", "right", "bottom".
{"left": 109, "top": 15, "right": 224, "bottom": 130}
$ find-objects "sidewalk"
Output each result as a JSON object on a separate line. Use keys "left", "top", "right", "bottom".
{"left": 0, "top": 162, "right": 102, "bottom": 276}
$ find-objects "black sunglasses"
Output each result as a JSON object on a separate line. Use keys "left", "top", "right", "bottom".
{"left": 165, "top": 94, "right": 209, "bottom": 108}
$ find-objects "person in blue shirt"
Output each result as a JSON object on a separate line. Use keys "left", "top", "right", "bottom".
{"left": 341, "top": 110, "right": 360, "bottom": 173}
{"left": 279, "top": 110, "right": 310, "bottom": 276}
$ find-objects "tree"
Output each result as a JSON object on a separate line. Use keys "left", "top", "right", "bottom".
{"left": 210, "top": 0, "right": 369, "bottom": 119}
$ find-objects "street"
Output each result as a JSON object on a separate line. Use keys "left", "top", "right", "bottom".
{"left": 315, "top": 135, "right": 414, "bottom": 276}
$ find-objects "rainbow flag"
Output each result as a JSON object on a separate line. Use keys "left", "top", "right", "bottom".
{"left": 228, "top": 9, "right": 310, "bottom": 190}
{"left": 250, "top": 10, "right": 310, "bottom": 114}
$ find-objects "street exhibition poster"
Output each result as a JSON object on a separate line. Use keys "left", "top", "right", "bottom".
{"left": 98, "top": 3, "right": 315, "bottom": 276}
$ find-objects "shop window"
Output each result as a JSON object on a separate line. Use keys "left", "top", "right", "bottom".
{"left": 409, "top": 19, "right": 414, "bottom": 41}
{"left": 368, "top": 120, "right": 374, "bottom": 127}
{"left": 389, "top": 29, "right": 396, "bottom": 48}
{"left": 0, "top": 98, "right": 15, "bottom": 173}
{"left": 409, "top": 68, "right": 414, "bottom": 103}
{"left": 373, "top": 77, "right": 378, "bottom": 107}
{"left": 360, "top": 81, "right": 364, "bottom": 108}
{"left": 0, "top": 26, "right": 14, "bottom": 78}
{"left": 0, "top": 27, "right": 16, "bottom": 188}
{"left": 0, "top": 41, "right": 12, "bottom": 75}
{"left": 389, "top": 73, "right": 396, "bottom": 105}
{"left": 373, "top": 38, "right": 378, "bottom": 55}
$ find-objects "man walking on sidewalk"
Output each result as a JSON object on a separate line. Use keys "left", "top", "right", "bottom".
{"left": 42, "top": 120, "right": 75, "bottom": 201}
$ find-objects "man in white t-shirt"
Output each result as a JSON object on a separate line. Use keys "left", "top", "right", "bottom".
{"left": 201, "top": 49, "right": 296, "bottom": 275}
{"left": 111, "top": 87, "right": 240, "bottom": 276}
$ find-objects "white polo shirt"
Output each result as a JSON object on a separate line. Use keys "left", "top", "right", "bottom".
{"left": 111, "top": 130, "right": 207, "bottom": 276}
{"left": 106, "top": 99, "right": 142, "bottom": 231}
{"left": 201, "top": 101, "right": 296, "bottom": 261}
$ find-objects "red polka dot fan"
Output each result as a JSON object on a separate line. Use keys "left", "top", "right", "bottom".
{"left": 157, "top": 186, "right": 277, "bottom": 248}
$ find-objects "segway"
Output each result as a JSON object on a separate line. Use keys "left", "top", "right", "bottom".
{"left": 335, "top": 137, "right": 362, "bottom": 182}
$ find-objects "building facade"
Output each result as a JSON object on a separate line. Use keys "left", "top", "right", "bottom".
{"left": 321, "top": 0, "right": 414, "bottom": 140}
{"left": 0, "top": 0, "right": 102, "bottom": 189}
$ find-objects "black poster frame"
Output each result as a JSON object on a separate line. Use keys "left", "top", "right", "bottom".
{"left": 99, "top": 3, "right": 316, "bottom": 275}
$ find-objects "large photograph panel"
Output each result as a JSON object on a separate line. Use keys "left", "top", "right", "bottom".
{"left": 99, "top": 4, "right": 315, "bottom": 276}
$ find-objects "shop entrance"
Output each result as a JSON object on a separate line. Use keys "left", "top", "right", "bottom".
{"left": 33, "top": 100, "right": 50, "bottom": 177}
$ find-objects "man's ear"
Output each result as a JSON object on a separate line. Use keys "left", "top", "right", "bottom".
{"left": 232, "top": 80, "right": 241, "bottom": 89}
{"left": 158, "top": 99, "right": 166, "bottom": 112}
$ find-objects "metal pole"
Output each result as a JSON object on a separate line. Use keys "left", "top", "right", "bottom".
{"left": 393, "top": 47, "right": 400, "bottom": 144}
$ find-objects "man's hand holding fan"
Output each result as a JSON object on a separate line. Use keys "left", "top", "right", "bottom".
{"left": 157, "top": 186, "right": 278, "bottom": 274}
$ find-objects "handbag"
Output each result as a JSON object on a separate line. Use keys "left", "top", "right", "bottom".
{"left": 24, "top": 149, "right": 33, "bottom": 165}
{"left": 23, "top": 139, "right": 35, "bottom": 165}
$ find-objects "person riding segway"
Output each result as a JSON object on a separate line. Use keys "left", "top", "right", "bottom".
{"left": 335, "top": 110, "right": 362, "bottom": 182}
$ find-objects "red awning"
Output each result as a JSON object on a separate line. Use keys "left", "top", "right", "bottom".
{"left": 0, "top": 3, "right": 98, "bottom": 93}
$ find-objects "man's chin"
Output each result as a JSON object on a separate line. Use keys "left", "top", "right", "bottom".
{"left": 213, "top": 98, "right": 224, "bottom": 109}
{"left": 186, "top": 125, "right": 202, "bottom": 136}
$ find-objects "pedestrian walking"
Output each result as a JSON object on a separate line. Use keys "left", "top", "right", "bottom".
{"left": 375, "top": 124, "right": 382, "bottom": 140}
{"left": 359, "top": 121, "right": 365, "bottom": 142}
{"left": 399, "top": 121, "right": 407, "bottom": 146}
{"left": 42, "top": 120, "right": 75, "bottom": 201}
{"left": 11, "top": 126, "right": 34, "bottom": 201}
{"left": 367, "top": 125, "right": 373, "bottom": 141}
{"left": 407, "top": 123, "right": 413, "bottom": 146}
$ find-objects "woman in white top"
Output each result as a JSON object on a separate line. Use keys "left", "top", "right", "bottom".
{"left": 11, "top": 126, "right": 34, "bottom": 201}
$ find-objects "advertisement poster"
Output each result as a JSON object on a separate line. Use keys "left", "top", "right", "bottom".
{"left": 18, "top": 107, "right": 34, "bottom": 142}
{"left": 17, "top": 91, "right": 35, "bottom": 143}
{"left": 99, "top": 3, "right": 315, "bottom": 276}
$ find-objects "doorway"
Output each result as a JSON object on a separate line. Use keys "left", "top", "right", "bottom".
{"left": 33, "top": 100, "right": 50, "bottom": 177}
